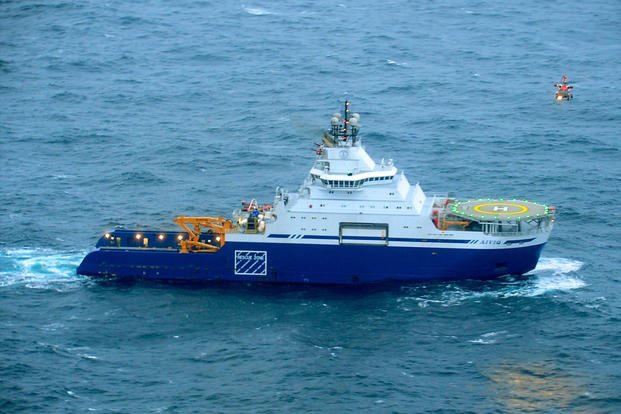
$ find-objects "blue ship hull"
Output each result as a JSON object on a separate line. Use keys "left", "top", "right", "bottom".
{"left": 77, "top": 231, "right": 545, "bottom": 285}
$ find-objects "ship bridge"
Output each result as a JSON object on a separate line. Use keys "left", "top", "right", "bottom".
{"left": 282, "top": 100, "right": 427, "bottom": 216}
{"left": 308, "top": 101, "right": 399, "bottom": 192}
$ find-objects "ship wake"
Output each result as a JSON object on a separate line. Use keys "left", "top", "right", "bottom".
{"left": 0, "top": 248, "right": 87, "bottom": 290}
{"left": 399, "top": 257, "right": 585, "bottom": 308}
{"left": 529, "top": 257, "right": 586, "bottom": 295}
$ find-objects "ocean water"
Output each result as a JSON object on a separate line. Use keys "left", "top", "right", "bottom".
{"left": 1, "top": 0, "right": 620, "bottom": 412}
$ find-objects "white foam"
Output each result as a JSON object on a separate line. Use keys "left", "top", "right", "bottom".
{"left": 534, "top": 257, "right": 583, "bottom": 275}
{"left": 529, "top": 257, "right": 586, "bottom": 296}
{"left": 469, "top": 338, "right": 496, "bottom": 344}
{"left": 399, "top": 257, "right": 586, "bottom": 306}
{"left": 469, "top": 331, "right": 505, "bottom": 344}
{"left": 0, "top": 248, "right": 86, "bottom": 290}
{"left": 77, "top": 353, "right": 100, "bottom": 361}
{"left": 243, "top": 6, "right": 274, "bottom": 16}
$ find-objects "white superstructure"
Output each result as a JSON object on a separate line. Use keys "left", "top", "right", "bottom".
{"left": 229, "top": 100, "right": 554, "bottom": 251}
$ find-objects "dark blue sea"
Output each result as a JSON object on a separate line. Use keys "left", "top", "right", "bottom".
{"left": 2, "top": 0, "right": 620, "bottom": 412}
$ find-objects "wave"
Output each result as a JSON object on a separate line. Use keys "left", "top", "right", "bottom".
{"left": 385, "top": 59, "right": 407, "bottom": 67}
{"left": 0, "top": 248, "right": 86, "bottom": 290}
{"left": 529, "top": 257, "right": 586, "bottom": 295}
{"left": 243, "top": 6, "right": 275, "bottom": 16}
{"left": 399, "top": 257, "right": 585, "bottom": 308}
{"left": 533, "top": 257, "right": 583, "bottom": 274}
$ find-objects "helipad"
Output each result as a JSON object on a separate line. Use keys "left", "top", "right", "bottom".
{"left": 450, "top": 199, "right": 551, "bottom": 221}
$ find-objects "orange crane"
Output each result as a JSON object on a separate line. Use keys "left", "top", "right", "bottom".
{"left": 174, "top": 216, "right": 235, "bottom": 253}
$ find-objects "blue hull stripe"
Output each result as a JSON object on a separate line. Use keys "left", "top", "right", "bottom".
{"left": 274, "top": 234, "right": 473, "bottom": 243}
{"left": 390, "top": 237, "right": 471, "bottom": 244}
{"left": 504, "top": 237, "right": 536, "bottom": 245}
{"left": 268, "top": 234, "right": 290, "bottom": 239}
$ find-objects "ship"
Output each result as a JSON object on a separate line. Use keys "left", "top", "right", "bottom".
{"left": 77, "top": 101, "right": 555, "bottom": 285}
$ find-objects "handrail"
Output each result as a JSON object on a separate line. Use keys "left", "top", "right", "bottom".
{"left": 439, "top": 219, "right": 470, "bottom": 231}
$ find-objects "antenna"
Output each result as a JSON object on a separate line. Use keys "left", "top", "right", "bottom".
{"left": 327, "top": 98, "right": 361, "bottom": 146}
